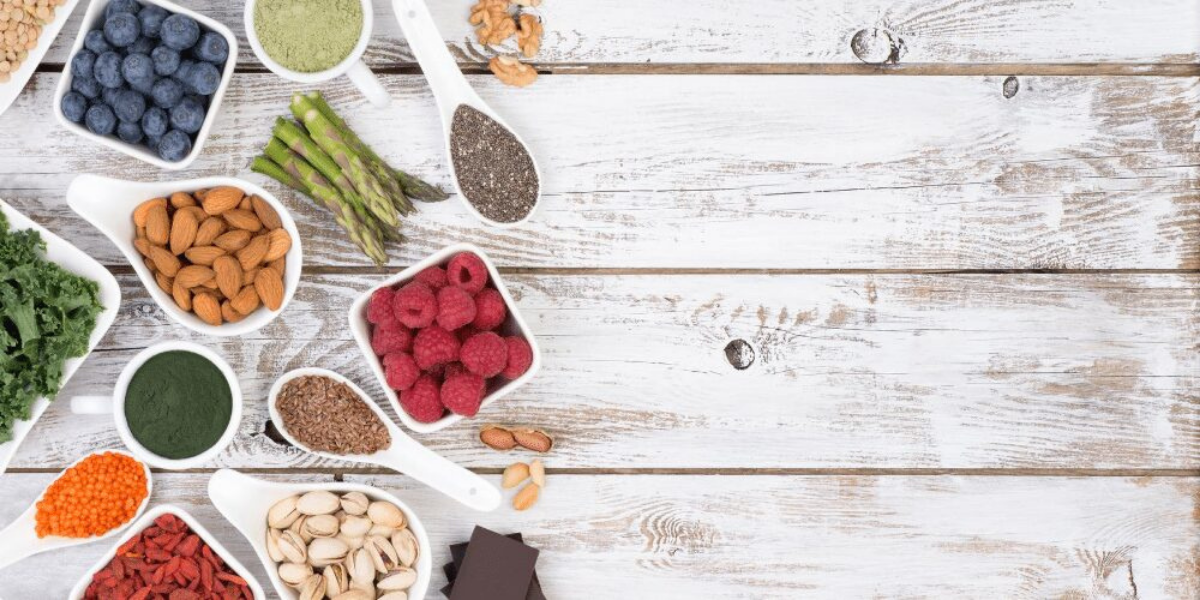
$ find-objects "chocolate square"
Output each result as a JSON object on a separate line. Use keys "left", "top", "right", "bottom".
{"left": 449, "top": 527, "right": 539, "bottom": 600}
{"left": 443, "top": 530, "right": 546, "bottom": 600}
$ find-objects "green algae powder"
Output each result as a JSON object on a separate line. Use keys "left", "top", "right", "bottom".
{"left": 254, "top": 0, "right": 363, "bottom": 73}
{"left": 124, "top": 351, "right": 232, "bottom": 460}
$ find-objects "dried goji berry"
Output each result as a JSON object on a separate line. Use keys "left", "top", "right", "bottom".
{"left": 213, "top": 573, "right": 245, "bottom": 586}
{"left": 129, "top": 587, "right": 152, "bottom": 600}
{"left": 176, "top": 534, "right": 200, "bottom": 558}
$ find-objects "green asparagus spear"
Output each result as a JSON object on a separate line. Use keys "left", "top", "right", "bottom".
{"left": 251, "top": 156, "right": 306, "bottom": 193}
{"left": 272, "top": 118, "right": 380, "bottom": 217}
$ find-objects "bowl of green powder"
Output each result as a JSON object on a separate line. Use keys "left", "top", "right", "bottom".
{"left": 245, "top": 0, "right": 391, "bottom": 106}
{"left": 71, "top": 341, "right": 243, "bottom": 470}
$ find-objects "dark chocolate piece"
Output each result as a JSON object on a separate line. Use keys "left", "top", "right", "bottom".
{"left": 445, "top": 532, "right": 546, "bottom": 600}
{"left": 449, "top": 527, "right": 539, "bottom": 600}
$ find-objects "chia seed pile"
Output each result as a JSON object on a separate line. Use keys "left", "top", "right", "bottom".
{"left": 275, "top": 375, "right": 391, "bottom": 455}
{"left": 449, "top": 105, "right": 539, "bottom": 223}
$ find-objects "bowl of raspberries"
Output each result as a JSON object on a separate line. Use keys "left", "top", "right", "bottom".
{"left": 350, "top": 244, "right": 541, "bottom": 433}
{"left": 53, "top": 0, "right": 236, "bottom": 169}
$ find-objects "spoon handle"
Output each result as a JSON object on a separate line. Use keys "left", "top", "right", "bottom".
{"left": 0, "top": 506, "right": 39, "bottom": 571}
{"left": 377, "top": 435, "right": 502, "bottom": 512}
{"left": 391, "top": 0, "right": 480, "bottom": 121}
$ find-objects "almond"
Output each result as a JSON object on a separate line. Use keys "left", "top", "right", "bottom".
{"left": 201, "top": 278, "right": 220, "bottom": 290}
{"left": 144, "top": 257, "right": 157, "bottom": 273}
{"left": 145, "top": 204, "right": 170, "bottom": 246}
{"left": 255, "top": 267, "right": 285, "bottom": 311}
{"left": 170, "top": 192, "right": 196, "bottom": 208}
{"left": 170, "top": 208, "right": 199, "bottom": 255}
{"left": 252, "top": 195, "right": 283, "bottom": 230}
{"left": 194, "top": 188, "right": 209, "bottom": 201}
{"left": 214, "top": 229, "right": 251, "bottom": 252}
{"left": 480, "top": 426, "right": 517, "bottom": 451}
{"left": 184, "top": 246, "right": 225, "bottom": 266}
{"left": 133, "top": 238, "right": 152, "bottom": 257}
{"left": 239, "top": 196, "right": 253, "bottom": 211}
{"left": 511, "top": 429, "right": 554, "bottom": 453}
{"left": 237, "top": 234, "right": 270, "bottom": 270}
{"left": 529, "top": 459, "right": 545, "bottom": 487}
{"left": 264, "top": 228, "right": 292, "bottom": 262}
{"left": 175, "top": 265, "right": 215, "bottom": 289}
{"left": 134, "top": 197, "right": 167, "bottom": 228}
{"left": 222, "top": 300, "right": 246, "bottom": 323}
{"left": 172, "top": 281, "right": 192, "bottom": 311}
{"left": 242, "top": 267, "right": 259, "bottom": 287}
{"left": 223, "top": 209, "right": 263, "bottom": 232}
{"left": 155, "top": 272, "right": 173, "bottom": 295}
{"left": 267, "top": 257, "right": 286, "bottom": 277}
{"left": 148, "top": 246, "right": 181, "bottom": 277}
{"left": 201, "top": 186, "right": 243, "bottom": 215}
{"left": 213, "top": 256, "right": 243, "bottom": 299}
{"left": 231, "top": 285, "right": 261, "bottom": 315}
{"left": 501, "top": 463, "right": 529, "bottom": 489}
{"left": 512, "top": 482, "right": 540, "bottom": 511}
{"left": 195, "top": 217, "right": 226, "bottom": 246}
{"left": 193, "top": 293, "right": 222, "bottom": 326}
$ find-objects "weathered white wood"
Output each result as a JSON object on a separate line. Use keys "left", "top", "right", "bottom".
{"left": 37, "top": 0, "right": 1200, "bottom": 66}
{"left": 3, "top": 74, "right": 1198, "bottom": 270}
{"left": 7, "top": 272, "right": 1197, "bottom": 471}
{"left": 0, "top": 473, "right": 1195, "bottom": 598}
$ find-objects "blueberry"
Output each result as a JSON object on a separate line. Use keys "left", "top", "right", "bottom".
{"left": 112, "top": 88, "right": 146, "bottom": 123}
{"left": 102, "top": 86, "right": 124, "bottom": 107}
{"left": 185, "top": 60, "right": 221, "bottom": 95}
{"left": 70, "top": 50, "right": 96, "bottom": 79}
{"left": 137, "top": 5, "right": 168, "bottom": 38}
{"left": 159, "top": 14, "right": 199, "bottom": 50}
{"left": 151, "top": 45, "right": 179, "bottom": 76}
{"left": 129, "top": 35, "right": 156, "bottom": 55}
{"left": 84, "top": 29, "right": 111, "bottom": 54}
{"left": 130, "top": 76, "right": 155, "bottom": 95}
{"left": 158, "top": 129, "right": 192, "bottom": 162}
{"left": 121, "top": 53, "right": 154, "bottom": 85}
{"left": 145, "top": 133, "right": 162, "bottom": 153}
{"left": 150, "top": 77, "right": 182, "bottom": 108}
{"left": 93, "top": 51, "right": 124, "bottom": 88}
{"left": 104, "top": 0, "right": 141, "bottom": 19}
{"left": 85, "top": 104, "right": 117, "bottom": 136}
{"left": 71, "top": 74, "right": 101, "bottom": 99}
{"left": 169, "top": 95, "right": 205, "bottom": 133}
{"left": 116, "top": 120, "right": 144, "bottom": 144}
{"left": 61, "top": 91, "right": 89, "bottom": 123}
{"left": 192, "top": 32, "right": 228, "bottom": 65}
{"left": 141, "top": 106, "right": 168, "bottom": 137}
{"left": 104, "top": 12, "right": 141, "bottom": 48}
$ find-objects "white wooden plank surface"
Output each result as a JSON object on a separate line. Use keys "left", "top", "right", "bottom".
{"left": 6, "top": 272, "right": 1197, "bottom": 471}
{"left": 0, "top": 473, "right": 1195, "bottom": 598}
{"left": 3, "top": 74, "right": 1198, "bottom": 270}
{"left": 36, "top": 0, "right": 1200, "bottom": 67}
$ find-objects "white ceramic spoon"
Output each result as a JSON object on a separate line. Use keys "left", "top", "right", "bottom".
{"left": 268, "top": 368, "right": 501, "bottom": 512}
{"left": 0, "top": 449, "right": 153, "bottom": 571}
{"left": 391, "top": 0, "right": 542, "bottom": 228}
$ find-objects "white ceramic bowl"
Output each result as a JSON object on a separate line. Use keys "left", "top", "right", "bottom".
{"left": 54, "top": 0, "right": 238, "bottom": 170}
{"left": 67, "top": 504, "right": 266, "bottom": 599}
{"left": 0, "top": 0, "right": 83, "bottom": 120}
{"left": 68, "top": 174, "right": 303, "bottom": 337}
{"left": 208, "top": 469, "right": 432, "bottom": 600}
{"left": 349, "top": 243, "right": 542, "bottom": 433}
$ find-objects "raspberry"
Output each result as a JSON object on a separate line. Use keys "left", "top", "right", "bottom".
{"left": 413, "top": 326, "right": 460, "bottom": 370}
{"left": 367, "top": 287, "right": 399, "bottom": 329}
{"left": 392, "top": 282, "right": 437, "bottom": 328}
{"left": 444, "top": 362, "right": 466, "bottom": 379}
{"left": 441, "top": 372, "right": 486, "bottom": 417}
{"left": 399, "top": 375, "right": 444, "bottom": 423}
{"left": 447, "top": 252, "right": 488, "bottom": 295}
{"left": 502, "top": 336, "right": 533, "bottom": 379}
{"left": 371, "top": 325, "right": 412, "bottom": 356}
{"left": 415, "top": 266, "right": 448, "bottom": 290}
{"left": 461, "top": 331, "right": 508, "bottom": 378}
{"left": 472, "top": 288, "right": 507, "bottom": 330}
{"left": 436, "top": 285, "right": 477, "bottom": 331}
{"left": 382, "top": 352, "right": 420, "bottom": 391}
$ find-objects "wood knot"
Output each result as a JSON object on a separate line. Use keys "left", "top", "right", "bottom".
{"left": 724, "top": 339, "right": 755, "bottom": 370}
{"left": 264, "top": 419, "right": 293, "bottom": 447}
{"left": 1003, "top": 76, "right": 1020, "bottom": 99}
{"left": 850, "top": 27, "right": 906, "bottom": 64}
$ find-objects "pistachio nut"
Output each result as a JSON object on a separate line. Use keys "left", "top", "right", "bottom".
{"left": 278, "top": 562, "right": 313, "bottom": 587}
{"left": 299, "top": 574, "right": 325, "bottom": 600}
{"left": 378, "top": 593, "right": 409, "bottom": 600}
{"left": 348, "top": 548, "right": 375, "bottom": 584}
{"left": 323, "top": 563, "right": 349, "bottom": 597}
{"left": 392, "top": 529, "right": 418, "bottom": 568}
{"left": 304, "top": 514, "right": 340, "bottom": 538}
{"left": 367, "top": 501, "right": 406, "bottom": 529}
{"left": 297, "top": 490, "right": 341, "bottom": 516}
{"left": 337, "top": 532, "right": 366, "bottom": 551}
{"left": 333, "top": 590, "right": 373, "bottom": 600}
{"left": 339, "top": 515, "right": 372, "bottom": 538}
{"left": 368, "top": 523, "right": 396, "bottom": 539}
{"left": 308, "top": 537, "right": 350, "bottom": 567}
{"left": 290, "top": 515, "right": 313, "bottom": 543}
{"left": 265, "top": 528, "right": 285, "bottom": 563}
{"left": 365, "top": 535, "right": 399, "bottom": 574}
{"left": 350, "top": 577, "right": 375, "bottom": 598}
{"left": 340, "top": 491, "right": 370, "bottom": 516}
{"left": 279, "top": 530, "right": 308, "bottom": 564}
{"left": 268, "top": 495, "right": 302, "bottom": 529}
{"left": 378, "top": 568, "right": 417, "bottom": 591}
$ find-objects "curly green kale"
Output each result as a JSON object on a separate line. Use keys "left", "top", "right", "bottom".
{"left": 0, "top": 210, "right": 103, "bottom": 443}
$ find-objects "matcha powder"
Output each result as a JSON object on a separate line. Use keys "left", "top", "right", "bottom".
{"left": 255, "top": 0, "right": 363, "bottom": 73}
{"left": 124, "top": 351, "right": 232, "bottom": 460}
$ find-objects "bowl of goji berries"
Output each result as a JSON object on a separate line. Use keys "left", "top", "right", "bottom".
{"left": 69, "top": 504, "right": 264, "bottom": 600}
{"left": 349, "top": 243, "right": 542, "bottom": 433}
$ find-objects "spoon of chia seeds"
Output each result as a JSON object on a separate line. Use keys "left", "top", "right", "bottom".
{"left": 391, "top": 0, "right": 542, "bottom": 227}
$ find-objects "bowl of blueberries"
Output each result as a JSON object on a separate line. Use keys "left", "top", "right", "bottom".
{"left": 54, "top": 0, "right": 237, "bottom": 169}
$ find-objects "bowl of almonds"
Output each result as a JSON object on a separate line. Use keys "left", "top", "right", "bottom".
{"left": 68, "top": 173, "right": 303, "bottom": 336}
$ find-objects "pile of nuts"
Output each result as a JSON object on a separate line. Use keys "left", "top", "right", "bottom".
{"left": 266, "top": 490, "right": 420, "bottom": 600}
{"left": 132, "top": 186, "right": 292, "bottom": 326}
{"left": 0, "top": 0, "right": 65, "bottom": 84}
{"left": 468, "top": 0, "right": 544, "bottom": 87}
{"left": 502, "top": 458, "right": 546, "bottom": 511}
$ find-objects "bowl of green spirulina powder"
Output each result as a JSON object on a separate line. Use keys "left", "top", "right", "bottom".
{"left": 247, "top": 0, "right": 367, "bottom": 75}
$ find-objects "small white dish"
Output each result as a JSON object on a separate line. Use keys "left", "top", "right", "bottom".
{"left": 244, "top": 0, "right": 389, "bottom": 107}
{"left": 67, "top": 174, "right": 303, "bottom": 337}
{"left": 208, "top": 469, "right": 432, "bottom": 600}
{"left": 70, "top": 341, "right": 243, "bottom": 470}
{"left": 0, "top": 200, "right": 121, "bottom": 476}
{"left": 0, "top": 449, "right": 152, "bottom": 571}
{"left": 268, "top": 367, "right": 501, "bottom": 512}
{"left": 54, "top": 0, "right": 239, "bottom": 170}
{"left": 349, "top": 243, "right": 542, "bottom": 433}
{"left": 391, "top": 0, "right": 541, "bottom": 227}
{"left": 67, "top": 504, "right": 266, "bottom": 599}
{"left": 0, "top": 0, "right": 83, "bottom": 119}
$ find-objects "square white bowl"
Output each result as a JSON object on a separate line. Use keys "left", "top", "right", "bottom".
{"left": 53, "top": 0, "right": 238, "bottom": 170}
{"left": 67, "top": 504, "right": 266, "bottom": 599}
{"left": 349, "top": 243, "right": 542, "bottom": 433}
